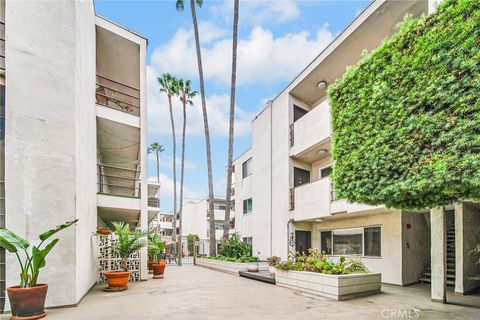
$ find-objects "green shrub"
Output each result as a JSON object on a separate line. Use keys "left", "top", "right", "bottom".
{"left": 328, "top": 0, "right": 480, "bottom": 210}
{"left": 218, "top": 233, "right": 252, "bottom": 259}
{"left": 275, "top": 249, "right": 368, "bottom": 275}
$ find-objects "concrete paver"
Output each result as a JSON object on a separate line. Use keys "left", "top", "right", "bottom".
{"left": 12, "top": 265, "right": 480, "bottom": 320}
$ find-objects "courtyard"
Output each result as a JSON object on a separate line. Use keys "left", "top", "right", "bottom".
{"left": 30, "top": 266, "right": 480, "bottom": 320}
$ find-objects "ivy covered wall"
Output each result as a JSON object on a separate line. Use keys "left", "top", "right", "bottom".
{"left": 328, "top": 0, "right": 480, "bottom": 210}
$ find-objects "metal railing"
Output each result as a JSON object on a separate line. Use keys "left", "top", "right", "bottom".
{"left": 330, "top": 179, "right": 339, "bottom": 202}
{"left": 289, "top": 188, "right": 295, "bottom": 211}
{"left": 95, "top": 75, "right": 140, "bottom": 116}
{"left": 148, "top": 197, "right": 160, "bottom": 207}
{"left": 289, "top": 123, "right": 295, "bottom": 147}
{"left": 97, "top": 163, "right": 140, "bottom": 198}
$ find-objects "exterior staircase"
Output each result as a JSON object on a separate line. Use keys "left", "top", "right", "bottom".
{"left": 419, "top": 223, "right": 456, "bottom": 286}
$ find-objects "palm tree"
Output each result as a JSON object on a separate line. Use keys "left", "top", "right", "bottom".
{"left": 148, "top": 142, "right": 164, "bottom": 183}
{"left": 176, "top": 79, "right": 197, "bottom": 266}
{"left": 176, "top": 0, "right": 216, "bottom": 256}
{"left": 157, "top": 73, "right": 179, "bottom": 249}
{"left": 223, "top": 0, "right": 239, "bottom": 239}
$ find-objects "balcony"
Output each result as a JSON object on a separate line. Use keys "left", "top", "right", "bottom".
{"left": 148, "top": 197, "right": 160, "bottom": 208}
{"left": 96, "top": 75, "right": 140, "bottom": 116}
{"left": 97, "top": 166, "right": 140, "bottom": 198}
{"left": 290, "top": 99, "right": 331, "bottom": 156}
{"left": 293, "top": 178, "right": 331, "bottom": 221}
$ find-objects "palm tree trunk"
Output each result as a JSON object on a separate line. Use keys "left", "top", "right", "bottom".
{"left": 178, "top": 101, "right": 187, "bottom": 266}
{"left": 224, "top": 0, "right": 239, "bottom": 240}
{"left": 156, "top": 150, "right": 160, "bottom": 183}
{"left": 190, "top": 0, "right": 216, "bottom": 256}
{"left": 168, "top": 94, "right": 177, "bottom": 252}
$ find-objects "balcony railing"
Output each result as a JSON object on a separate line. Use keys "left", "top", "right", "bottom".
{"left": 289, "top": 124, "right": 295, "bottom": 147}
{"left": 148, "top": 197, "right": 160, "bottom": 208}
{"left": 289, "top": 188, "right": 295, "bottom": 211}
{"left": 97, "top": 163, "right": 140, "bottom": 198}
{"left": 95, "top": 75, "right": 140, "bottom": 116}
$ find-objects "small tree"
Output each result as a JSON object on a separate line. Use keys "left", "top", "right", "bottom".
{"left": 111, "top": 222, "right": 147, "bottom": 271}
{"left": 187, "top": 234, "right": 199, "bottom": 256}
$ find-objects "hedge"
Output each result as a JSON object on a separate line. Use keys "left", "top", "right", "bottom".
{"left": 328, "top": 0, "right": 480, "bottom": 210}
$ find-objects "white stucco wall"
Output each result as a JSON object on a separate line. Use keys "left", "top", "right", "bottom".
{"left": 5, "top": 0, "right": 97, "bottom": 307}
{"left": 310, "top": 210, "right": 404, "bottom": 285}
{"left": 74, "top": 0, "right": 98, "bottom": 302}
{"left": 233, "top": 148, "right": 254, "bottom": 239}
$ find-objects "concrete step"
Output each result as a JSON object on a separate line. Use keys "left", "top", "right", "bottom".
{"left": 422, "top": 272, "right": 455, "bottom": 280}
{"left": 419, "top": 277, "right": 455, "bottom": 287}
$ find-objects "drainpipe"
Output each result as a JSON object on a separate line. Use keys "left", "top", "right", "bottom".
{"left": 287, "top": 218, "right": 294, "bottom": 259}
{"left": 269, "top": 101, "right": 273, "bottom": 257}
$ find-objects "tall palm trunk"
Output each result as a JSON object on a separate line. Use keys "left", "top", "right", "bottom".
{"left": 168, "top": 94, "right": 177, "bottom": 251}
{"left": 190, "top": 0, "right": 216, "bottom": 256}
{"left": 223, "top": 0, "right": 239, "bottom": 239}
{"left": 178, "top": 101, "right": 187, "bottom": 266}
{"left": 156, "top": 150, "right": 160, "bottom": 183}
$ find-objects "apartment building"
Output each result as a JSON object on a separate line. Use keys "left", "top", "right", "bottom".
{"left": 181, "top": 197, "right": 235, "bottom": 255}
{"left": 2, "top": 0, "right": 150, "bottom": 309}
{"left": 233, "top": 0, "right": 479, "bottom": 302}
{"left": 149, "top": 211, "right": 174, "bottom": 242}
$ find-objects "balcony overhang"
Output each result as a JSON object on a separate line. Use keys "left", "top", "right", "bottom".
{"left": 288, "top": 0, "right": 428, "bottom": 105}
{"left": 97, "top": 206, "right": 140, "bottom": 229}
{"left": 291, "top": 138, "right": 331, "bottom": 163}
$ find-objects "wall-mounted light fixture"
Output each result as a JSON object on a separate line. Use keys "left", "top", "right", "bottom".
{"left": 317, "top": 148, "right": 328, "bottom": 156}
{"left": 317, "top": 81, "right": 327, "bottom": 90}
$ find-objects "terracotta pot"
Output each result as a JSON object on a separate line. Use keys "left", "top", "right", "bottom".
{"left": 7, "top": 284, "right": 48, "bottom": 320}
{"left": 148, "top": 260, "right": 154, "bottom": 271}
{"left": 104, "top": 271, "right": 131, "bottom": 289}
{"left": 152, "top": 260, "right": 167, "bottom": 279}
{"left": 247, "top": 263, "right": 259, "bottom": 272}
{"left": 96, "top": 228, "right": 111, "bottom": 235}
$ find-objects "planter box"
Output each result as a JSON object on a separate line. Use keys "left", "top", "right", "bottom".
{"left": 275, "top": 270, "right": 381, "bottom": 300}
{"left": 195, "top": 258, "right": 268, "bottom": 275}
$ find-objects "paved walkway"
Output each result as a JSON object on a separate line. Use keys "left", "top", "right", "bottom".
{"left": 29, "top": 266, "right": 480, "bottom": 319}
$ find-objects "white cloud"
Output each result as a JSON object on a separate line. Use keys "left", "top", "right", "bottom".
{"left": 147, "top": 65, "right": 255, "bottom": 137}
{"left": 210, "top": 0, "right": 301, "bottom": 25}
{"left": 150, "top": 173, "right": 201, "bottom": 202}
{"left": 150, "top": 24, "right": 334, "bottom": 86}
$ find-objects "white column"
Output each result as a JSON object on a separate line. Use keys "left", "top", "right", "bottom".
{"left": 139, "top": 36, "right": 148, "bottom": 281}
{"left": 454, "top": 203, "right": 464, "bottom": 293}
{"left": 431, "top": 206, "right": 446, "bottom": 303}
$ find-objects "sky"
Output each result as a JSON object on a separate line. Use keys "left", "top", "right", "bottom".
{"left": 94, "top": 0, "right": 370, "bottom": 212}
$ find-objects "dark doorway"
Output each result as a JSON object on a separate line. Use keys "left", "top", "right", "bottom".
{"left": 294, "top": 167, "right": 310, "bottom": 187}
{"left": 293, "top": 105, "right": 308, "bottom": 122}
{"left": 295, "top": 230, "right": 311, "bottom": 255}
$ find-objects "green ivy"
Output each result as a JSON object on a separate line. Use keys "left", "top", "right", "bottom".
{"left": 328, "top": 0, "right": 480, "bottom": 210}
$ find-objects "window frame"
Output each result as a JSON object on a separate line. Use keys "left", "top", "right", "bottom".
{"left": 243, "top": 198, "right": 253, "bottom": 215}
{"left": 319, "top": 226, "right": 382, "bottom": 258}
{"left": 242, "top": 158, "right": 252, "bottom": 178}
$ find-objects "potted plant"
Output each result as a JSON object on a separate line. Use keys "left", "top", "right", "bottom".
{"left": 267, "top": 256, "right": 281, "bottom": 275}
{"left": 104, "top": 222, "right": 147, "bottom": 292}
{"left": 0, "top": 220, "right": 78, "bottom": 320}
{"left": 147, "top": 233, "right": 159, "bottom": 274}
{"left": 149, "top": 235, "right": 166, "bottom": 279}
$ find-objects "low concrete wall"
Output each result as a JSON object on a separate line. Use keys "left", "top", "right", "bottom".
{"left": 275, "top": 270, "right": 381, "bottom": 300}
{"left": 196, "top": 258, "right": 268, "bottom": 275}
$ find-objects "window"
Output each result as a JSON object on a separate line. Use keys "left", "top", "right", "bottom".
{"left": 214, "top": 204, "right": 226, "bottom": 210}
{"left": 243, "top": 237, "right": 252, "bottom": 245}
{"left": 242, "top": 158, "right": 252, "bottom": 178}
{"left": 243, "top": 198, "right": 253, "bottom": 214}
{"left": 320, "top": 231, "right": 332, "bottom": 255}
{"left": 320, "top": 227, "right": 381, "bottom": 257}
{"left": 364, "top": 227, "right": 381, "bottom": 256}
{"left": 294, "top": 167, "right": 310, "bottom": 187}
{"left": 320, "top": 166, "right": 332, "bottom": 178}
{"left": 333, "top": 228, "right": 363, "bottom": 255}
{"left": 214, "top": 222, "right": 224, "bottom": 230}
